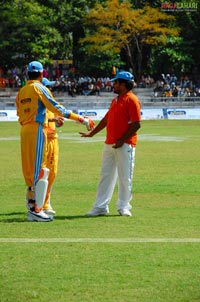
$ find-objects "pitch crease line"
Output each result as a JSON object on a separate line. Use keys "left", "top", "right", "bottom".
{"left": 0, "top": 238, "right": 200, "bottom": 243}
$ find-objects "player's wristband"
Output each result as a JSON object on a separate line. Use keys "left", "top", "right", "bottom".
{"left": 69, "top": 112, "right": 83, "bottom": 122}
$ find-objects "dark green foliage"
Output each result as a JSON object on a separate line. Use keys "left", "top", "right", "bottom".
{"left": 0, "top": 0, "right": 200, "bottom": 77}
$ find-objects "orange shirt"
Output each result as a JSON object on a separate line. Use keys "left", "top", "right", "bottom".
{"left": 105, "top": 91, "right": 141, "bottom": 146}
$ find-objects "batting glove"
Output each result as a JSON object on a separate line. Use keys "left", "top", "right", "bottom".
{"left": 79, "top": 116, "right": 95, "bottom": 131}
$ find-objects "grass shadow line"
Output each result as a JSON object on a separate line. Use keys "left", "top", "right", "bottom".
{"left": 55, "top": 214, "right": 119, "bottom": 220}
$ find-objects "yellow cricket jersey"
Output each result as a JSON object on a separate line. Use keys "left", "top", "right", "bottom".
{"left": 43, "top": 110, "right": 59, "bottom": 208}
{"left": 44, "top": 109, "right": 58, "bottom": 139}
{"left": 16, "top": 80, "right": 71, "bottom": 125}
{"left": 16, "top": 80, "right": 67, "bottom": 188}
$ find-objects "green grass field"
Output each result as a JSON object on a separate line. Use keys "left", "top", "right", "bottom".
{"left": 0, "top": 120, "right": 200, "bottom": 302}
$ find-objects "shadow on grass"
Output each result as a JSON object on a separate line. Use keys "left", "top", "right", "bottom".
{"left": 0, "top": 212, "right": 25, "bottom": 216}
{"left": 0, "top": 212, "right": 119, "bottom": 223}
{"left": 0, "top": 212, "right": 27, "bottom": 223}
{"left": 55, "top": 214, "right": 119, "bottom": 220}
{"left": 0, "top": 218, "right": 27, "bottom": 223}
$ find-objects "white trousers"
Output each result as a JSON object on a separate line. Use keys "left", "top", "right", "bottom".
{"left": 93, "top": 143, "right": 136, "bottom": 211}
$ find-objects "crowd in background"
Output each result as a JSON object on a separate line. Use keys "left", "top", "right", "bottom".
{"left": 0, "top": 65, "right": 114, "bottom": 96}
{"left": 51, "top": 75, "right": 113, "bottom": 96}
{"left": 0, "top": 65, "right": 200, "bottom": 98}
{"left": 152, "top": 73, "right": 200, "bottom": 98}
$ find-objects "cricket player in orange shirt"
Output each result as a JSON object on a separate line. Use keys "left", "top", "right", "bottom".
{"left": 16, "top": 61, "right": 94, "bottom": 222}
{"left": 80, "top": 71, "right": 141, "bottom": 217}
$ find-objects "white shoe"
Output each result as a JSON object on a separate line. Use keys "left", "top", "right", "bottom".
{"left": 85, "top": 207, "right": 109, "bottom": 217}
{"left": 43, "top": 208, "right": 56, "bottom": 215}
{"left": 118, "top": 209, "right": 132, "bottom": 216}
{"left": 27, "top": 210, "right": 53, "bottom": 222}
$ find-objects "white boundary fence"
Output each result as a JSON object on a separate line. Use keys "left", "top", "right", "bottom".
{"left": 1, "top": 89, "right": 200, "bottom": 121}
{"left": 1, "top": 107, "right": 200, "bottom": 121}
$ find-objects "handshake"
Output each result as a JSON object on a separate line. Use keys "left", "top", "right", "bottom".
{"left": 78, "top": 116, "right": 95, "bottom": 131}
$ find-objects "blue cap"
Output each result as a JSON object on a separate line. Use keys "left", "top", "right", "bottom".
{"left": 28, "top": 61, "right": 43, "bottom": 72}
{"left": 42, "top": 77, "right": 56, "bottom": 87}
{"left": 111, "top": 71, "right": 134, "bottom": 81}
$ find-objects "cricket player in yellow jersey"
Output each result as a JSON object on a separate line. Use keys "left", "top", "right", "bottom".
{"left": 42, "top": 109, "right": 63, "bottom": 215}
{"left": 41, "top": 77, "right": 64, "bottom": 215}
{"left": 16, "top": 61, "right": 94, "bottom": 222}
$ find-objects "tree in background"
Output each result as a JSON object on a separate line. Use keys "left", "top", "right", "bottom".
{"left": 174, "top": 10, "right": 200, "bottom": 80}
{"left": 80, "top": 0, "right": 180, "bottom": 80}
{"left": 0, "top": 0, "right": 101, "bottom": 74}
{"left": 0, "top": 0, "right": 62, "bottom": 69}
{"left": 133, "top": 0, "right": 200, "bottom": 79}
{"left": 0, "top": 0, "right": 200, "bottom": 80}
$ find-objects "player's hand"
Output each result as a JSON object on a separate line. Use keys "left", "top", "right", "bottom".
{"left": 112, "top": 138, "right": 124, "bottom": 149}
{"left": 81, "top": 117, "right": 95, "bottom": 131}
{"left": 79, "top": 132, "right": 93, "bottom": 138}
{"left": 56, "top": 116, "right": 65, "bottom": 127}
